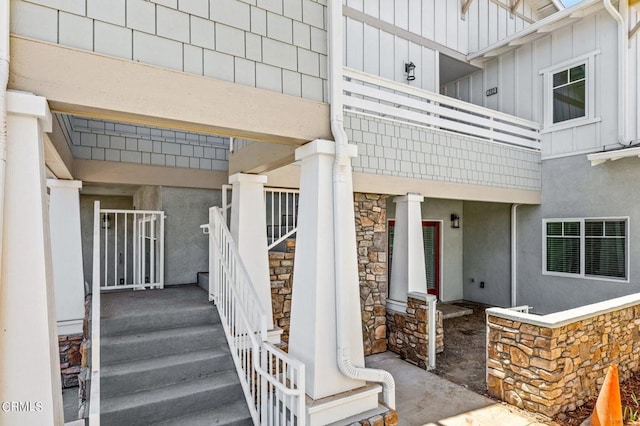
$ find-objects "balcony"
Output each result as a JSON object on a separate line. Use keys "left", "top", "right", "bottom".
{"left": 342, "top": 68, "right": 542, "bottom": 193}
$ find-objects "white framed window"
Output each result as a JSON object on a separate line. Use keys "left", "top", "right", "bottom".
{"left": 543, "top": 217, "right": 629, "bottom": 282}
{"left": 540, "top": 50, "right": 600, "bottom": 133}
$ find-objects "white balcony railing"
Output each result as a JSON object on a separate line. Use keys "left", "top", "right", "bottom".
{"left": 206, "top": 207, "right": 306, "bottom": 425}
{"left": 343, "top": 68, "right": 541, "bottom": 150}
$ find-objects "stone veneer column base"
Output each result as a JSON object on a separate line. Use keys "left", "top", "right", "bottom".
{"left": 58, "top": 333, "right": 84, "bottom": 388}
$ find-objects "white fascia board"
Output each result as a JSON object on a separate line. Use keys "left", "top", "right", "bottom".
{"left": 587, "top": 146, "right": 640, "bottom": 166}
{"left": 467, "top": 0, "right": 601, "bottom": 61}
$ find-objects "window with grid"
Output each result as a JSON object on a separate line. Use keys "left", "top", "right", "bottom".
{"left": 552, "top": 64, "right": 586, "bottom": 124}
{"left": 544, "top": 218, "right": 628, "bottom": 280}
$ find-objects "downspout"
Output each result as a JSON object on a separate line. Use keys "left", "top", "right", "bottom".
{"left": 510, "top": 204, "right": 520, "bottom": 307}
{"left": 603, "top": 0, "right": 629, "bottom": 145}
{"left": 327, "top": 0, "right": 396, "bottom": 409}
{"left": 0, "top": 1, "right": 9, "bottom": 285}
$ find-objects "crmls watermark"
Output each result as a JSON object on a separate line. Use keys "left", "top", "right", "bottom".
{"left": 1, "top": 401, "right": 43, "bottom": 412}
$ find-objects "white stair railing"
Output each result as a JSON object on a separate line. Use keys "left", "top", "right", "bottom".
{"left": 265, "top": 188, "right": 299, "bottom": 250}
{"left": 206, "top": 206, "right": 306, "bottom": 425}
{"left": 221, "top": 186, "right": 300, "bottom": 251}
{"left": 97, "top": 208, "right": 165, "bottom": 290}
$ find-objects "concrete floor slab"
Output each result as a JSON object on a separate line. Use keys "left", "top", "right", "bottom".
{"left": 365, "top": 352, "right": 552, "bottom": 426}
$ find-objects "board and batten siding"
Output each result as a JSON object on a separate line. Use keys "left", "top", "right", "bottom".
{"left": 447, "top": 10, "right": 623, "bottom": 159}
{"left": 343, "top": 0, "right": 539, "bottom": 56}
{"left": 10, "top": 0, "right": 329, "bottom": 102}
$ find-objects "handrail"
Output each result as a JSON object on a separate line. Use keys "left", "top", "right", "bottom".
{"left": 89, "top": 200, "right": 101, "bottom": 425}
{"left": 208, "top": 206, "right": 305, "bottom": 425}
{"left": 343, "top": 67, "right": 541, "bottom": 129}
{"left": 342, "top": 67, "right": 541, "bottom": 150}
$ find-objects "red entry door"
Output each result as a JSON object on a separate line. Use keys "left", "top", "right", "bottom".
{"left": 388, "top": 220, "right": 441, "bottom": 299}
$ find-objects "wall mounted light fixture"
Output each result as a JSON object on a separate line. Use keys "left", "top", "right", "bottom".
{"left": 102, "top": 213, "right": 111, "bottom": 229}
{"left": 450, "top": 214, "right": 460, "bottom": 229}
{"left": 405, "top": 61, "right": 416, "bottom": 81}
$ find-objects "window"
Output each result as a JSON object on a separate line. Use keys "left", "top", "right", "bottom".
{"left": 543, "top": 218, "right": 628, "bottom": 281}
{"left": 552, "top": 64, "right": 585, "bottom": 124}
{"left": 540, "top": 51, "right": 600, "bottom": 132}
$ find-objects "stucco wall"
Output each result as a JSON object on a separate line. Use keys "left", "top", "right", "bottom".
{"left": 386, "top": 197, "right": 463, "bottom": 302}
{"left": 517, "top": 155, "right": 640, "bottom": 314}
{"left": 160, "top": 187, "right": 222, "bottom": 285}
{"left": 462, "top": 201, "right": 511, "bottom": 307}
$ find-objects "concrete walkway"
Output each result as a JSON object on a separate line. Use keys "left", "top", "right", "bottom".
{"left": 366, "top": 352, "right": 554, "bottom": 426}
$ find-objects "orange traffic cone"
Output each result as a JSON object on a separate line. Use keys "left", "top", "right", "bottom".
{"left": 590, "top": 364, "right": 623, "bottom": 426}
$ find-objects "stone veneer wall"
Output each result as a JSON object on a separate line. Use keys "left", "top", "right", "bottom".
{"left": 270, "top": 240, "right": 295, "bottom": 346}
{"left": 487, "top": 304, "right": 640, "bottom": 417}
{"left": 269, "top": 193, "right": 390, "bottom": 355}
{"left": 352, "top": 407, "right": 398, "bottom": 426}
{"left": 354, "top": 193, "right": 388, "bottom": 355}
{"left": 59, "top": 333, "right": 84, "bottom": 388}
{"left": 386, "top": 295, "right": 444, "bottom": 369}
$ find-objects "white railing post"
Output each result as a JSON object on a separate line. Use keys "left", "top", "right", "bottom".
{"left": 89, "top": 200, "right": 101, "bottom": 425}
{"left": 159, "top": 214, "right": 165, "bottom": 289}
{"left": 427, "top": 295, "right": 437, "bottom": 371}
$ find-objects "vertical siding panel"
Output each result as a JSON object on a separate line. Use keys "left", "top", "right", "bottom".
{"left": 485, "top": 58, "right": 499, "bottom": 110}
{"left": 347, "top": 0, "right": 364, "bottom": 12}
{"left": 422, "top": 0, "right": 435, "bottom": 41}
{"left": 363, "top": 24, "right": 380, "bottom": 75}
{"left": 446, "top": 0, "right": 458, "bottom": 51}
{"left": 364, "top": 0, "right": 380, "bottom": 18}
{"left": 470, "top": 70, "right": 484, "bottom": 105}
{"left": 500, "top": 51, "right": 515, "bottom": 115}
{"left": 458, "top": 0, "right": 468, "bottom": 54}
{"left": 346, "top": 18, "right": 364, "bottom": 70}
{"left": 515, "top": 44, "right": 533, "bottom": 120}
{"left": 394, "top": 0, "right": 409, "bottom": 30}
{"left": 488, "top": 1, "right": 498, "bottom": 46}
{"left": 394, "top": 35, "right": 409, "bottom": 83}
{"left": 458, "top": 77, "right": 470, "bottom": 102}
{"left": 478, "top": 0, "right": 489, "bottom": 50}
{"left": 408, "top": 41, "right": 423, "bottom": 88}
{"left": 380, "top": 0, "right": 394, "bottom": 24}
{"left": 497, "top": 6, "right": 507, "bottom": 41}
{"left": 422, "top": 48, "right": 437, "bottom": 92}
{"left": 379, "top": 30, "right": 395, "bottom": 80}
{"left": 468, "top": 0, "right": 479, "bottom": 53}
{"left": 434, "top": 0, "right": 446, "bottom": 46}
{"left": 408, "top": 0, "right": 421, "bottom": 34}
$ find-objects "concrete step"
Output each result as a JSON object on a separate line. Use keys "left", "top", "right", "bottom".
{"left": 100, "top": 347, "right": 235, "bottom": 398}
{"left": 100, "top": 371, "right": 244, "bottom": 426}
{"left": 152, "top": 401, "right": 253, "bottom": 426}
{"left": 102, "top": 304, "right": 219, "bottom": 337}
{"left": 100, "top": 324, "right": 225, "bottom": 364}
{"left": 196, "top": 272, "right": 209, "bottom": 293}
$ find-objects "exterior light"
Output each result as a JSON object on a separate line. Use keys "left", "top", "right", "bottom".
{"left": 451, "top": 214, "right": 460, "bottom": 229}
{"left": 102, "top": 214, "right": 111, "bottom": 229}
{"left": 405, "top": 61, "right": 416, "bottom": 81}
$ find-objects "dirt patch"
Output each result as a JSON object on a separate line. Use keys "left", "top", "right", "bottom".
{"left": 433, "top": 301, "right": 492, "bottom": 395}
{"left": 554, "top": 371, "right": 640, "bottom": 426}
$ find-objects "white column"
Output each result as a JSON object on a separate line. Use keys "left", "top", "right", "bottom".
{"left": 229, "top": 173, "right": 274, "bottom": 330}
{"left": 389, "top": 193, "right": 427, "bottom": 308}
{"left": 289, "top": 139, "right": 364, "bottom": 400}
{"left": 47, "top": 179, "right": 85, "bottom": 336}
{"left": 0, "top": 91, "right": 63, "bottom": 424}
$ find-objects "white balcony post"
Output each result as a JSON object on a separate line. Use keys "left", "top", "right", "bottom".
{"left": 229, "top": 173, "right": 275, "bottom": 332}
{"left": 0, "top": 91, "right": 63, "bottom": 425}
{"left": 389, "top": 193, "right": 427, "bottom": 308}
{"left": 289, "top": 140, "right": 365, "bottom": 400}
{"left": 47, "top": 179, "right": 85, "bottom": 336}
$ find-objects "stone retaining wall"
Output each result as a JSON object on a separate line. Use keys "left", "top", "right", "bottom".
{"left": 351, "top": 407, "right": 398, "bottom": 426}
{"left": 386, "top": 295, "right": 444, "bottom": 369}
{"left": 487, "top": 302, "right": 640, "bottom": 417}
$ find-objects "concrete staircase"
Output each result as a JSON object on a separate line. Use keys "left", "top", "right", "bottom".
{"left": 99, "top": 285, "right": 252, "bottom": 425}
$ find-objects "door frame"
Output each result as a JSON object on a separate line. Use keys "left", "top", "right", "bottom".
{"left": 388, "top": 219, "right": 444, "bottom": 300}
